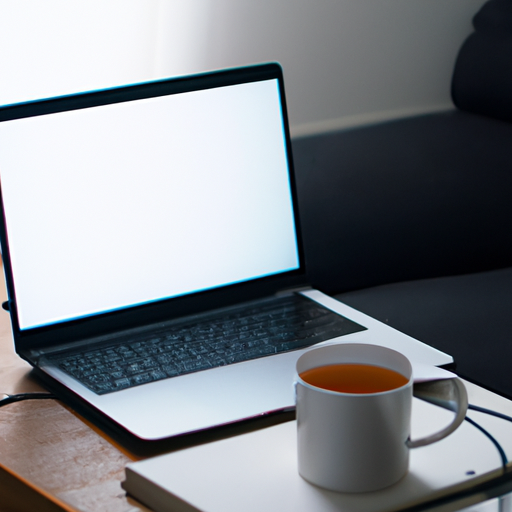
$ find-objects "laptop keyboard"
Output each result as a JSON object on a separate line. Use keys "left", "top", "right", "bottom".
{"left": 46, "top": 294, "right": 366, "bottom": 395}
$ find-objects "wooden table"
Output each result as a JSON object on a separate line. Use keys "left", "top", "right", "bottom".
{"left": 5, "top": 254, "right": 512, "bottom": 512}
{"left": 0, "top": 262, "right": 290, "bottom": 512}
{"left": 0, "top": 260, "right": 153, "bottom": 512}
{"left": 5, "top": 256, "right": 512, "bottom": 512}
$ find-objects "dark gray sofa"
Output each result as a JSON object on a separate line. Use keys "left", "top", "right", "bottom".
{"left": 291, "top": 0, "right": 512, "bottom": 398}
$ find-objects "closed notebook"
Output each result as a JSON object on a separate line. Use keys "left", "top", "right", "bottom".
{"left": 123, "top": 381, "right": 512, "bottom": 512}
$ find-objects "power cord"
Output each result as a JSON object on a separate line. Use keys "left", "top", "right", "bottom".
{"left": 469, "top": 404, "right": 512, "bottom": 423}
{"left": 465, "top": 416, "right": 508, "bottom": 471}
{"left": 0, "top": 392, "right": 57, "bottom": 407}
{"left": 464, "top": 404, "right": 512, "bottom": 473}
{"left": 0, "top": 392, "right": 510, "bottom": 471}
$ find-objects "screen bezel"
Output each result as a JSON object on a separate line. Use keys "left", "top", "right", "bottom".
{"left": 0, "top": 63, "right": 308, "bottom": 352}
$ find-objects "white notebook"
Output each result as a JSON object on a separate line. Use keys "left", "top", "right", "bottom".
{"left": 123, "top": 380, "right": 512, "bottom": 512}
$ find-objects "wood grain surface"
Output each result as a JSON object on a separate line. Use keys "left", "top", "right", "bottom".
{"left": 0, "top": 262, "right": 151, "bottom": 512}
{"left": 0, "top": 259, "right": 290, "bottom": 512}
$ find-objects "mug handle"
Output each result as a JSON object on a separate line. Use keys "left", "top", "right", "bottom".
{"left": 407, "top": 377, "right": 468, "bottom": 449}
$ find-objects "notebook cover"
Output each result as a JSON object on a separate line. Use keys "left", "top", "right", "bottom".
{"left": 123, "top": 381, "right": 512, "bottom": 512}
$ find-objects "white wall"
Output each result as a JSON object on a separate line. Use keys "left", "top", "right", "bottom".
{"left": 0, "top": 0, "right": 486, "bottom": 137}
{"left": 0, "top": 1, "right": 159, "bottom": 104}
{"left": 177, "top": 0, "right": 487, "bottom": 136}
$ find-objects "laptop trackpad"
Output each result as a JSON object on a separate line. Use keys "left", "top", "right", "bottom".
{"left": 44, "top": 350, "right": 305, "bottom": 440}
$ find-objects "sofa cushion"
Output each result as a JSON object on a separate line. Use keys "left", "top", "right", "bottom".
{"left": 473, "top": 0, "right": 512, "bottom": 34}
{"left": 452, "top": 0, "right": 512, "bottom": 122}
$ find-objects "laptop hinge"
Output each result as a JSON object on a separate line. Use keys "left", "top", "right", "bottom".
{"left": 275, "top": 285, "right": 313, "bottom": 297}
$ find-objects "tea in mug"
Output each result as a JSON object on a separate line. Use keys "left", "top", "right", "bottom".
{"left": 299, "top": 363, "right": 408, "bottom": 394}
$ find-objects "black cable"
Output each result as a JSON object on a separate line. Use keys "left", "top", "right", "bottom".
{"left": 469, "top": 404, "right": 512, "bottom": 424}
{"left": 465, "top": 415, "right": 508, "bottom": 472}
{"left": 0, "top": 392, "right": 57, "bottom": 407}
{"left": 467, "top": 403, "right": 512, "bottom": 470}
{"left": 0, "top": 392, "right": 510, "bottom": 473}
{"left": 465, "top": 403, "right": 512, "bottom": 472}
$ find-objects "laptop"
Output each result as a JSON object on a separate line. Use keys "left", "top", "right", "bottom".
{"left": 0, "top": 63, "right": 453, "bottom": 441}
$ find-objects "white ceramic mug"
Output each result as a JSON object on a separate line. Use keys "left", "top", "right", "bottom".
{"left": 295, "top": 343, "right": 467, "bottom": 493}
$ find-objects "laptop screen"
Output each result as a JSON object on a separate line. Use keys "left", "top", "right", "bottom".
{"left": 0, "top": 75, "right": 300, "bottom": 331}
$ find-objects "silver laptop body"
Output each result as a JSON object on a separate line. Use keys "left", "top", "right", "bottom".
{"left": 0, "top": 63, "right": 452, "bottom": 440}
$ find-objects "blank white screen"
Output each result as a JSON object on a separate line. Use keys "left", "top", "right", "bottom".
{"left": 0, "top": 79, "right": 299, "bottom": 330}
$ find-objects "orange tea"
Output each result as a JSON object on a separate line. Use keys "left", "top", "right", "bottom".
{"left": 299, "top": 363, "right": 408, "bottom": 394}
